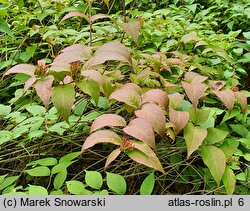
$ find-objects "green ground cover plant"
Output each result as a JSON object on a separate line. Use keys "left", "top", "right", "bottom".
{"left": 0, "top": 0, "right": 249, "bottom": 195}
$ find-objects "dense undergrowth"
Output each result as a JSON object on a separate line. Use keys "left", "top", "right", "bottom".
{"left": 0, "top": 0, "right": 250, "bottom": 195}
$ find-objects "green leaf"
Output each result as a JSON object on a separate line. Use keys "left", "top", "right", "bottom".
{"left": 25, "top": 105, "right": 46, "bottom": 116}
{"left": 200, "top": 116, "right": 215, "bottom": 128}
{"left": 20, "top": 45, "right": 37, "bottom": 62}
{"left": 0, "top": 175, "right": 7, "bottom": 184}
{"left": 213, "top": 46, "right": 233, "bottom": 63}
{"left": 125, "top": 0, "right": 133, "bottom": 6}
{"left": 17, "top": 0, "right": 24, "bottom": 10}
{"left": 12, "top": 125, "right": 29, "bottom": 139}
{"left": 26, "top": 166, "right": 50, "bottom": 177}
{"left": 199, "top": 108, "right": 221, "bottom": 128}
{"left": 85, "top": 171, "right": 103, "bottom": 190}
{"left": 103, "top": 0, "right": 109, "bottom": 7}
{"left": 180, "top": 100, "right": 192, "bottom": 111}
{"left": 48, "top": 68, "right": 71, "bottom": 82}
{"left": 74, "top": 99, "right": 88, "bottom": 116}
{"left": 52, "top": 84, "right": 75, "bottom": 122}
{"left": 140, "top": 172, "right": 155, "bottom": 195}
{"left": 222, "top": 166, "right": 236, "bottom": 195}
{"left": 49, "top": 122, "right": 70, "bottom": 135}
{"left": 237, "top": 138, "right": 250, "bottom": 149}
{"left": 93, "top": 190, "right": 109, "bottom": 195}
{"left": 3, "top": 191, "right": 27, "bottom": 196}
{"left": 121, "top": 20, "right": 141, "bottom": 44}
{"left": 243, "top": 154, "right": 250, "bottom": 161}
{"left": 235, "top": 173, "right": 246, "bottom": 182}
{"left": 59, "top": 152, "right": 81, "bottom": 163}
{"left": 104, "top": 79, "right": 114, "bottom": 97}
{"left": 221, "top": 108, "right": 241, "bottom": 123}
{"left": 8, "top": 89, "right": 24, "bottom": 104}
{"left": 189, "top": 108, "right": 210, "bottom": 126}
{"left": 220, "top": 139, "right": 239, "bottom": 158}
{"left": 168, "top": 93, "right": 184, "bottom": 109}
{"left": 230, "top": 124, "right": 249, "bottom": 138}
{"left": 181, "top": 31, "right": 197, "bottom": 44}
{"left": 27, "top": 158, "right": 57, "bottom": 167}
{"left": 237, "top": 52, "right": 250, "bottom": 63}
{"left": 28, "top": 185, "right": 48, "bottom": 195}
{"left": 0, "top": 104, "right": 11, "bottom": 116}
{"left": 50, "top": 190, "right": 64, "bottom": 195}
{"left": 27, "top": 130, "right": 45, "bottom": 140}
{"left": 0, "top": 0, "right": 10, "bottom": 4}
{"left": 81, "top": 70, "right": 106, "bottom": 94}
{"left": 184, "top": 123, "right": 207, "bottom": 159}
{"left": 82, "top": 111, "right": 102, "bottom": 122}
{"left": 169, "top": 154, "right": 182, "bottom": 165}
{"left": 51, "top": 162, "right": 75, "bottom": 174}
{"left": 233, "top": 48, "right": 243, "bottom": 55}
{"left": 127, "top": 141, "right": 164, "bottom": 173}
{"left": 0, "top": 176, "right": 19, "bottom": 190}
{"left": 200, "top": 145, "right": 226, "bottom": 186}
{"left": 227, "top": 21, "right": 234, "bottom": 30}
{"left": 243, "top": 31, "right": 250, "bottom": 39}
{"left": 66, "top": 181, "right": 91, "bottom": 195}
{"left": 186, "top": 4, "right": 197, "bottom": 13}
{"left": 204, "top": 128, "right": 229, "bottom": 145}
{"left": 106, "top": 172, "right": 126, "bottom": 195}
{"left": 0, "top": 131, "right": 13, "bottom": 145}
{"left": 0, "top": 18, "right": 13, "bottom": 37}
{"left": 53, "top": 170, "right": 67, "bottom": 190}
{"left": 77, "top": 80, "right": 100, "bottom": 106}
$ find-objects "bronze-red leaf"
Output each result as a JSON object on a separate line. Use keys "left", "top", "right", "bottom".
{"left": 4, "top": 64, "right": 35, "bottom": 77}
{"left": 86, "top": 41, "right": 132, "bottom": 67}
{"left": 104, "top": 149, "right": 121, "bottom": 169}
{"left": 121, "top": 20, "right": 141, "bottom": 44}
{"left": 208, "top": 80, "right": 225, "bottom": 91}
{"left": 169, "top": 108, "right": 189, "bottom": 134}
{"left": 234, "top": 91, "right": 247, "bottom": 113}
{"left": 109, "top": 86, "right": 142, "bottom": 108}
{"left": 23, "top": 77, "right": 36, "bottom": 93}
{"left": 213, "top": 89, "right": 235, "bottom": 111}
{"left": 53, "top": 44, "right": 93, "bottom": 64}
{"left": 34, "top": 76, "right": 54, "bottom": 108}
{"left": 90, "top": 114, "right": 126, "bottom": 133}
{"left": 82, "top": 130, "right": 121, "bottom": 152}
{"left": 185, "top": 72, "right": 208, "bottom": 84}
{"left": 142, "top": 89, "right": 168, "bottom": 109}
{"left": 90, "top": 13, "right": 109, "bottom": 23}
{"left": 82, "top": 70, "right": 106, "bottom": 93}
{"left": 135, "top": 103, "right": 166, "bottom": 137}
{"left": 182, "top": 82, "right": 206, "bottom": 109}
{"left": 60, "top": 12, "right": 90, "bottom": 24}
{"left": 123, "top": 118, "right": 155, "bottom": 149}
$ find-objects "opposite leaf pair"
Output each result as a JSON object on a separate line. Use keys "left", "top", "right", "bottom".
{"left": 82, "top": 83, "right": 168, "bottom": 173}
